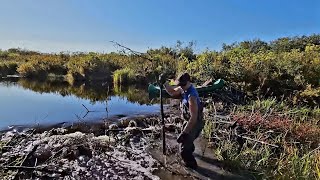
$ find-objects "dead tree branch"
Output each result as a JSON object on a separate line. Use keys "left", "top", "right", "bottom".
{"left": 82, "top": 104, "right": 91, "bottom": 112}
{"left": 110, "top": 41, "right": 153, "bottom": 62}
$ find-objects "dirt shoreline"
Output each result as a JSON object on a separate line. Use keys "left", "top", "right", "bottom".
{"left": 0, "top": 102, "right": 244, "bottom": 180}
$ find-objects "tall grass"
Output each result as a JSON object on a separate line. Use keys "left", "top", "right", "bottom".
{"left": 209, "top": 132, "right": 320, "bottom": 179}
{"left": 113, "top": 68, "right": 136, "bottom": 85}
{"left": 236, "top": 98, "right": 320, "bottom": 124}
{"left": 203, "top": 98, "right": 320, "bottom": 179}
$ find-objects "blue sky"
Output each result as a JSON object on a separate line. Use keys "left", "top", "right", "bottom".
{"left": 0, "top": 0, "right": 319, "bottom": 53}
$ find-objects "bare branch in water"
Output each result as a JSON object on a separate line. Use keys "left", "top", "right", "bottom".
{"left": 82, "top": 104, "right": 91, "bottom": 112}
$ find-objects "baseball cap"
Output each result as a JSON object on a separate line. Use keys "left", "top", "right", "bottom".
{"left": 175, "top": 72, "right": 190, "bottom": 86}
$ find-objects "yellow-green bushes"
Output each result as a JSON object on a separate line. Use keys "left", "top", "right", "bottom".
{"left": 113, "top": 68, "right": 136, "bottom": 85}
{"left": 17, "top": 55, "right": 67, "bottom": 77}
{"left": 0, "top": 61, "right": 18, "bottom": 76}
{"left": 66, "top": 55, "right": 112, "bottom": 82}
{"left": 0, "top": 35, "right": 319, "bottom": 103}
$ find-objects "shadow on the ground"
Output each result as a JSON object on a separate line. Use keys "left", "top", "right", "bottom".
{"left": 194, "top": 153, "right": 223, "bottom": 167}
{"left": 194, "top": 166, "right": 243, "bottom": 180}
{"left": 194, "top": 152, "right": 259, "bottom": 180}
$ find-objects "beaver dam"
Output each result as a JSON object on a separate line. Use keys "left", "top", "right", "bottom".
{"left": 1, "top": 97, "right": 252, "bottom": 180}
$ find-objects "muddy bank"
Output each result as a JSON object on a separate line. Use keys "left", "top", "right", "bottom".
{"left": 0, "top": 103, "right": 174, "bottom": 180}
{"left": 150, "top": 133, "right": 246, "bottom": 180}
{"left": 1, "top": 130, "right": 160, "bottom": 180}
{"left": 0, "top": 101, "right": 244, "bottom": 180}
{"left": 0, "top": 113, "right": 165, "bottom": 180}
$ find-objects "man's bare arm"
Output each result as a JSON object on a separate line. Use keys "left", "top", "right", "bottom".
{"left": 183, "top": 96, "right": 198, "bottom": 134}
{"left": 164, "top": 82, "right": 182, "bottom": 98}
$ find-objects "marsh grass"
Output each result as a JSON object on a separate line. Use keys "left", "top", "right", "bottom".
{"left": 113, "top": 68, "right": 136, "bottom": 85}
{"left": 203, "top": 98, "right": 320, "bottom": 179}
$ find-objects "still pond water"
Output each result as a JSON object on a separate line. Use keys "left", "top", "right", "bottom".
{"left": 0, "top": 78, "right": 160, "bottom": 131}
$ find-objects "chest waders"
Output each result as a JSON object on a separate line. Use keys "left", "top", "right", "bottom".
{"left": 179, "top": 85, "right": 204, "bottom": 168}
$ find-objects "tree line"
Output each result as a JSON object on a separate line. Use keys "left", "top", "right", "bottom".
{"left": 1, "top": 34, "right": 319, "bottom": 105}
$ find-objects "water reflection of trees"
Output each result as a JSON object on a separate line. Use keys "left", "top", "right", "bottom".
{"left": 113, "top": 84, "right": 155, "bottom": 105}
{"left": 14, "top": 79, "right": 154, "bottom": 105}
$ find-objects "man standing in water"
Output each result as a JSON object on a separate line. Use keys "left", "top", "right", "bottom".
{"left": 164, "top": 72, "right": 204, "bottom": 169}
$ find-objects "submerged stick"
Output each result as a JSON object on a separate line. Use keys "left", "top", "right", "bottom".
{"left": 82, "top": 104, "right": 91, "bottom": 112}
{"left": 81, "top": 104, "right": 102, "bottom": 118}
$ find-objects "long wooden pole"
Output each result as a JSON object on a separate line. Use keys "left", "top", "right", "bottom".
{"left": 160, "top": 82, "right": 166, "bottom": 155}
{"left": 111, "top": 41, "right": 167, "bottom": 154}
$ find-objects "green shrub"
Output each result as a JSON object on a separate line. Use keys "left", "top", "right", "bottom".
{"left": 113, "top": 68, "right": 136, "bottom": 85}
{"left": 0, "top": 61, "right": 18, "bottom": 76}
{"left": 17, "top": 55, "right": 67, "bottom": 77}
{"left": 66, "top": 55, "right": 111, "bottom": 81}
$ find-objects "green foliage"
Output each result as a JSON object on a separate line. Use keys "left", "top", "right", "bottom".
{"left": 223, "top": 39, "right": 270, "bottom": 53}
{"left": 210, "top": 36, "right": 320, "bottom": 102}
{"left": 17, "top": 55, "right": 67, "bottom": 77}
{"left": 113, "top": 68, "right": 136, "bottom": 85}
{"left": 204, "top": 98, "right": 320, "bottom": 179}
{"left": 113, "top": 84, "right": 152, "bottom": 105}
{"left": 15, "top": 78, "right": 153, "bottom": 105}
{"left": 276, "top": 146, "right": 320, "bottom": 179}
{"left": 187, "top": 50, "right": 222, "bottom": 81}
{"left": 1, "top": 34, "right": 319, "bottom": 104}
{"left": 236, "top": 98, "right": 320, "bottom": 124}
{"left": 270, "top": 34, "right": 320, "bottom": 52}
{"left": 0, "top": 61, "right": 18, "bottom": 76}
{"left": 66, "top": 54, "right": 111, "bottom": 81}
{"left": 299, "top": 85, "right": 320, "bottom": 105}
{"left": 212, "top": 136, "right": 320, "bottom": 179}
{"left": 175, "top": 40, "right": 196, "bottom": 61}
